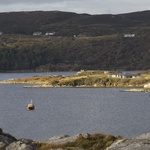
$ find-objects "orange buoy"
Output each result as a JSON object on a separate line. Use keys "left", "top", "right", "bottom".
{"left": 27, "top": 100, "right": 35, "bottom": 110}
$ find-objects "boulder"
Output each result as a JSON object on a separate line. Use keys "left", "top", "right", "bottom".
{"left": 6, "top": 139, "right": 36, "bottom": 150}
{"left": 0, "top": 129, "right": 16, "bottom": 149}
{"left": 144, "top": 83, "right": 150, "bottom": 88}
{"left": 2, "top": 127, "right": 150, "bottom": 150}
{"left": 0, "top": 129, "right": 35, "bottom": 150}
{"left": 35, "top": 133, "right": 90, "bottom": 145}
{"left": 107, "top": 133, "right": 150, "bottom": 150}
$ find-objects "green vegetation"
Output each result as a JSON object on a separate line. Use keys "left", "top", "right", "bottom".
{"left": 2, "top": 70, "right": 150, "bottom": 88}
{"left": 0, "top": 34, "right": 150, "bottom": 71}
{"left": 35, "top": 133, "right": 122, "bottom": 150}
{"left": 0, "top": 11, "right": 150, "bottom": 71}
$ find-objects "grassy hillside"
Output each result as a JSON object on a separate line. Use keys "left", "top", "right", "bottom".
{"left": 2, "top": 70, "right": 150, "bottom": 88}
{"left": 0, "top": 34, "right": 150, "bottom": 71}
{"left": 0, "top": 11, "right": 150, "bottom": 71}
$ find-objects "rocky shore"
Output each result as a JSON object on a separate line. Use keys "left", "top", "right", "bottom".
{"left": 107, "top": 133, "right": 150, "bottom": 150}
{"left": 120, "top": 88, "right": 150, "bottom": 92}
{"left": 0, "top": 70, "right": 150, "bottom": 90}
{"left": 0, "top": 128, "right": 35, "bottom": 150}
{"left": 1, "top": 128, "right": 150, "bottom": 150}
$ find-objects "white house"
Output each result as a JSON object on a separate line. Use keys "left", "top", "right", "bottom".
{"left": 108, "top": 72, "right": 139, "bottom": 78}
{"left": 124, "top": 34, "right": 135, "bottom": 38}
{"left": 45, "top": 32, "right": 55, "bottom": 36}
{"left": 33, "top": 32, "right": 42, "bottom": 36}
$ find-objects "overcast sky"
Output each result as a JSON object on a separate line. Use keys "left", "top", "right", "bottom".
{"left": 0, "top": 0, "right": 150, "bottom": 15}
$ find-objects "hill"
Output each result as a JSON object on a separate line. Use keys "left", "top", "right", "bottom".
{"left": 1, "top": 10, "right": 150, "bottom": 36}
{"left": 0, "top": 10, "right": 150, "bottom": 71}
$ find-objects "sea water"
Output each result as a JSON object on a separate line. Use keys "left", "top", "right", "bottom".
{"left": 0, "top": 72, "right": 150, "bottom": 139}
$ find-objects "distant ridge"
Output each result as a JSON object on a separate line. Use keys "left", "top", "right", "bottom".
{"left": 0, "top": 10, "right": 150, "bottom": 35}
{"left": 0, "top": 10, "right": 150, "bottom": 71}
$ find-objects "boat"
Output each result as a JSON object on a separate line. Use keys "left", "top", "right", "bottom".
{"left": 27, "top": 100, "right": 35, "bottom": 110}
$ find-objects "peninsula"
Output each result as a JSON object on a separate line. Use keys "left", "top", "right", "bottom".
{"left": 1, "top": 70, "right": 150, "bottom": 91}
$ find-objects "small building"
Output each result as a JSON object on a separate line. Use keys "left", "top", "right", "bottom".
{"left": 33, "top": 31, "right": 42, "bottom": 36}
{"left": 45, "top": 32, "right": 55, "bottom": 36}
{"left": 108, "top": 72, "right": 139, "bottom": 78}
{"left": 124, "top": 34, "right": 135, "bottom": 38}
{"left": 0, "top": 32, "right": 3, "bottom": 35}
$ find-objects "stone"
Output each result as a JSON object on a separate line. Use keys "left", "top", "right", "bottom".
{"left": 0, "top": 131, "right": 16, "bottom": 150}
{"left": 0, "top": 141, "right": 6, "bottom": 150}
{"left": 6, "top": 139, "right": 36, "bottom": 150}
{"left": 144, "top": 83, "right": 150, "bottom": 88}
{"left": 107, "top": 133, "right": 150, "bottom": 150}
{"left": 0, "top": 130, "right": 35, "bottom": 150}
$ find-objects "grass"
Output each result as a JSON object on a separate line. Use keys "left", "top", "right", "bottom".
{"left": 35, "top": 133, "right": 122, "bottom": 150}
{"left": 2, "top": 70, "right": 150, "bottom": 88}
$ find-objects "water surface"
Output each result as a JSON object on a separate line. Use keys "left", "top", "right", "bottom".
{"left": 0, "top": 72, "right": 150, "bottom": 139}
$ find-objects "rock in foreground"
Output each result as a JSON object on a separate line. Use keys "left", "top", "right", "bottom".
{"left": 0, "top": 128, "right": 35, "bottom": 150}
{"left": 1, "top": 128, "right": 150, "bottom": 150}
{"left": 107, "top": 133, "right": 150, "bottom": 150}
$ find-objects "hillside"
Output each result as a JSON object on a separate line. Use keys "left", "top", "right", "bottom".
{"left": 1, "top": 70, "right": 150, "bottom": 89}
{"left": 1, "top": 10, "right": 150, "bottom": 36}
{"left": 0, "top": 10, "right": 150, "bottom": 71}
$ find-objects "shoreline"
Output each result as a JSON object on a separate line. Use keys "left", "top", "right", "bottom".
{"left": 1, "top": 128, "right": 150, "bottom": 150}
{"left": 1, "top": 81, "right": 150, "bottom": 93}
{"left": 0, "top": 70, "right": 150, "bottom": 92}
{"left": 120, "top": 88, "right": 150, "bottom": 92}
{"left": 0, "top": 80, "right": 150, "bottom": 92}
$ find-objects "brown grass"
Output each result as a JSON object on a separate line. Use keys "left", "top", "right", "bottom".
{"left": 35, "top": 133, "right": 122, "bottom": 150}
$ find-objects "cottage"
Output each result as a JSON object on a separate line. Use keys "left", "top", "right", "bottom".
{"left": 124, "top": 34, "right": 135, "bottom": 37}
{"left": 0, "top": 32, "right": 3, "bottom": 35}
{"left": 108, "top": 72, "right": 139, "bottom": 78}
{"left": 45, "top": 32, "right": 55, "bottom": 36}
{"left": 33, "top": 31, "right": 42, "bottom": 36}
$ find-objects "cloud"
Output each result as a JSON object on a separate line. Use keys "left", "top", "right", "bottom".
{"left": 0, "top": 0, "right": 150, "bottom": 14}
{"left": 0, "top": 0, "right": 76, "bottom": 5}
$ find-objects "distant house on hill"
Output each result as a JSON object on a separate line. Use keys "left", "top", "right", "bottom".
{"left": 33, "top": 31, "right": 42, "bottom": 36}
{"left": 45, "top": 32, "right": 55, "bottom": 36}
{"left": 0, "top": 32, "right": 3, "bottom": 35}
{"left": 124, "top": 34, "right": 135, "bottom": 37}
{"left": 108, "top": 72, "right": 139, "bottom": 78}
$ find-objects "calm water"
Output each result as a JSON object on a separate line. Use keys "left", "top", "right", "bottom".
{"left": 0, "top": 72, "right": 150, "bottom": 140}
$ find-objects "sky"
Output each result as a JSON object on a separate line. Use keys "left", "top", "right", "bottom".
{"left": 0, "top": 0, "right": 150, "bottom": 15}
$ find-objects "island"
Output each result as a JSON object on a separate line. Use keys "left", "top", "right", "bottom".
{"left": 0, "top": 70, "right": 150, "bottom": 92}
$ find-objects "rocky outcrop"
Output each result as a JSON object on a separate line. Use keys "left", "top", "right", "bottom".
{"left": 35, "top": 134, "right": 89, "bottom": 145}
{"left": 0, "top": 128, "right": 16, "bottom": 150}
{"left": 0, "top": 128, "right": 35, "bottom": 150}
{"left": 2, "top": 127, "right": 150, "bottom": 150}
{"left": 144, "top": 83, "right": 150, "bottom": 88}
{"left": 6, "top": 139, "right": 36, "bottom": 150}
{"left": 107, "top": 133, "right": 150, "bottom": 150}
